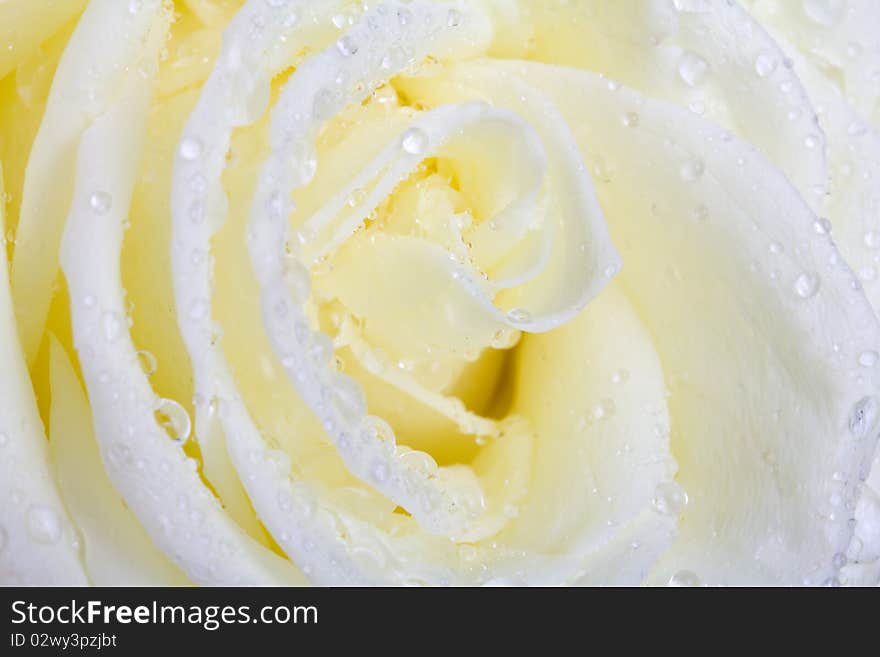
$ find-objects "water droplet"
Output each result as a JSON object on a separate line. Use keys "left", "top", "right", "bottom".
{"left": 864, "top": 231, "right": 880, "bottom": 249}
{"left": 858, "top": 350, "right": 878, "bottom": 367}
{"left": 189, "top": 298, "right": 208, "bottom": 320}
{"left": 401, "top": 127, "right": 429, "bottom": 156}
{"left": 668, "top": 570, "right": 701, "bottom": 586}
{"left": 101, "top": 312, "right": 123, "bottom": 341}
{"left": 189, "top": 200, "right": 205, "bottom": 224}
{"left": 0, "top": 525, "right": 6, "bottom": 551}
{"left": 621, "top": 111, "right": 639, "bottom": 128}
{"left": 754, "top": 52, "right": 778, "bottom": 77}
{"left": 89, "top": 191, "right": 112, "bottom": 215}
{"left": 611, "top": 369, "right": 629, "bottom": 384}
{"left": 447, "top": 8, "right": 461, "bottom": 27}
{"left": 793, "top": 272, "right": 820, "bottom": 299}
{"left": 154, "top": 398, "right": 191, "bottom": 444}
{"left": 592, "top": 398, "right": 615, "bottom": 421}
{"left": 400, "top": 449, "right": 439, "bottom": 477}
{"left": 678, "top": 51, "right": 709, "bottom": 87}
{"left": 371, "top": 460, "right": 389, "bottom": 483}
{"left": 136, "top": 350, "right": 157, "bottom": 376}
{"left": 813, "top": 217, "right": 832, "bottom": 234}
{"left": 847, "top": 121, "right": 867, "bottom": 137}
{"left": 179, "top": 136, "right": 203, "bottom": 160}
{"left": 26, "top": 505, "right": 62, "bottom": 544}
{"left": 849, "top": 396, "right": 877, "bottom": 439}
{"left": 0, "top": 432, "right": 8, "bottom": 448}
{"left": 652, "top": 481, "right": 688, "bottom": 516}
{"left": 507, "top": 307, "right": 531, "bottom": 323}
{"left": 804, "top": 134, "right": 820, "bottom": 149}
{"left": 335, "top": 36, "right": 358, "bottom": 56}
{"left": 832, "top": 552, "right": 847, "bottom": 569}
{"left": 680, "top": 158, "right": 705, "bottom": 182}
{"left": 822, "top": 576, "right": 841, "bottom": 587}
{"left": 265, "top": 0, "right": 289, "bottom": 7}
{"left": 397, "top": 8, "right": 412, "bottom": 25}
{"left": 691, "top": 204, "right": 709, "bottom": 221}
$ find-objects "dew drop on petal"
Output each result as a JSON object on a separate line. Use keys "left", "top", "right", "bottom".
{"left": 101, "top": 311, "right": 123, "bottom": 342}
{"left": 668, "top": 570, "right": 701, "bottom": 587}
{"left": 26, "top": 505, "right": 62, "bottom": 544}
{"left": 677, "top": 51, "right": 709, "bottom": 87}
{"left": 154, "top": 398, "right": 192, "bottom": 445}
{"left": 680, "top": 158, "right": 705, "bottom": 182}
{"left": 179, "top": 136, "right": 203, "bottom": 160}
{"left": 371, "top": 461, "right": 389, "bottom": 483}
{"left": 793, "top": 272, "right": 820, "bottom": 299}
{"left": 136, "top": 350, "right": 157, "bottom": 376}
{"left": 621, "top": 111, "right": 639, "bottom": 128}
{"left": 858, "top": 350, "right": 878, "bottom": 368}
{"left": 652, "top": 481, "right": 688, "bottom": 516}
{"left": 864, "top": 230, "right": 880, "bottom": 249}
{"left": 335, "top": 35, "right": 358, "bottom": 56}
{"left": 849, "top": 396, "right": 877, "bottom": 439}
{"left": 754, "top": 52, "right": 778, "bottom": 77}
{"left": 89, "top": 191, "right": 112, "bottom": 215}
{"left": 401, "top": 127, "right": 429, "bottom": 156}
{"left": 691, "top": 204, "right": 709, "bottom": 221}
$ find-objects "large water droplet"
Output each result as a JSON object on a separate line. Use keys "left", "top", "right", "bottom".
{"left": 652, "top": 481, "right": 688, "bottom": 516}
{"left": 26, "top": 505, "right": 62, "bottom": 544}
{"left": 678, "top": 51, "right": 709, "bottom": 87}
{"left": 136, "top": 350, "right": 157, "bottom": 376}
{"left": 401, "top": 127, "right": 429, "bottom": 156}
{"left": 154, "top": 398, "right": 192, "bottom": 444}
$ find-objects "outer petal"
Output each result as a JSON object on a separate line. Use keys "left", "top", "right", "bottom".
{"left": 0, "top": 163, "right": 88, "bottom": 586}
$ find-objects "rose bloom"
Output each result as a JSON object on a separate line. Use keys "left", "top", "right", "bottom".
{"left": 0, "top": 0, "right": 878, "bottom": 587}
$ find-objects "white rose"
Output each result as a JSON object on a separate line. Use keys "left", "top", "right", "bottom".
{"left": 1, "top": 0, "right": 879, "bottom": 586}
